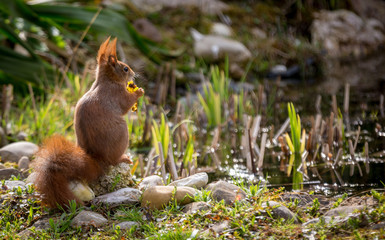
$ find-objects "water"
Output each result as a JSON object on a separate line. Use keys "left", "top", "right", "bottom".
{"left": 200, "top": 54, "right": 385, "bottom": 196}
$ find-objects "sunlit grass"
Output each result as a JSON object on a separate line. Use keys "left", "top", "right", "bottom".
{"left": 286, "top": 102, "right": 305, "bottom": 190}
{"left": 197, "top": 65, "right": 231, "bottom": 127}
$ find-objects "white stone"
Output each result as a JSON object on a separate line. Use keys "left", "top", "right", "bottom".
{"left": 168, "top": 172, "right": 208, "bottom": 188}
{"left": 211, "top": 22, "right": 233, "bottom": 37}
{"left": 116, "top": 221, "right": 139, "bottom": 230}
{"left": 138, "top": 175, "right": 164, "bottom": 191}
{"left": 141, "top": 186, "right": 198, "bottom": 209}
{"left": 71, "top": 210, "right": 107, "bottom": 227}
{"left": 130, "top": 0, "right": 228, "bottom": 15}
{"left": 191, "top": 29, "right": 252, "bottom": 63}
{"left": 0, "top": 141, "right": 38, "bottom": 163}
{"left": 270, "top": 65, "right": 287, "bottom": 75}
{"left": 26, "top": 172, "right": 37, "bottom": 184}
{"left": 311, "top": 10, "right": 385, "bottom": 57}
{"left": 92, "top": 187, "right": 141, "bottom": 207}
{"left": 69, "top": 181, "right": 95, "bottom": 202}
{"left": 18, "top": 156, "right": 30, "bottom": 170}
{"left": 1, "top": 180, "right": 26, "bottom": 190}
{"left": 251, "top": 27, "right": 267, "bottom": 39}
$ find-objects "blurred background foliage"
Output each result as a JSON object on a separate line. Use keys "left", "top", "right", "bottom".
{"left": 0, "top": 0, "right": 176, "bottom": 94}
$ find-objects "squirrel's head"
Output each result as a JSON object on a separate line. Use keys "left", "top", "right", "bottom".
{"left": 97, "top": 37, "right": 135, "bottom": 84}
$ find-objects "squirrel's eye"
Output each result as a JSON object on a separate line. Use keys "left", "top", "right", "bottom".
{"left": 123, "top": 66, "right": 129, "bottom": 73}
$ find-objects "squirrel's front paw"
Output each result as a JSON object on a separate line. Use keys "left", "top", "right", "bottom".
{"left": 135, "top": 88, "right": 144, "bottom": 98}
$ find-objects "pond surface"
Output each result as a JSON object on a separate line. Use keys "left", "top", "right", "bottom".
{"left": 202, "top": 54, "right": 385, "bottom": 196}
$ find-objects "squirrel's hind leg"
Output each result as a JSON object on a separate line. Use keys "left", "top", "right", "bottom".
{"left": 119, "top": 154, "right": 132, "bottom": 164}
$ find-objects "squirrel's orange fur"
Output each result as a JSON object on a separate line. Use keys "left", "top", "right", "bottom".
{"left": 33, "top": 37, "right": 144, "bottom": 208}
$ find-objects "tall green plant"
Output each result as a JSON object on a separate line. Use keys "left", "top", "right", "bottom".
{"left": 182, "top": 128, "right": 195, "bottom": 169}
{"left": 285, "top": 103, "right": 304, "bottom": 190}
{"left": 197, "top": 66, "right": 231, "bottom": 127}
{"left": 197, "top": 82, "right": 222, "bottom": 127}
{"left": 151, "top": 113, "right": 170, "bottom": 160}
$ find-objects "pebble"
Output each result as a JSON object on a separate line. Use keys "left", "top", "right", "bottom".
{"left": 303, "top": 213, "right": 369, "bottom": 228}
{"left": 324, "top": 205, "right": 365, "bottom": 217}
{"left": 311, "top": 10, "right": 385, "bottom": 57}
{"left": 138, "top": 175, "right": 164, "bottom": 191}
{"left": 0, "top": 127, "right": 7, "bottom": 147}
{"left": 191, "top": 29, "right": 252, "bottom": 64}
{"left": 183, "top": 201, "right": 211, "bottom": 214}
{"left": 141, "top": 186, "right": 198, "bottom": 209}
{"left": 133, "top": 18, "right": 162, "bottom": 42}
{"left": 16, "top": 131, "right": 28, "bottom": 141}
{"left": 91, "top": 187, "right": 141, "bottom": 208}
{"left": 69, "top": 181, "right": 95, "bottom": 202}
{"left": 0, "top": 168, "right": 21, "bottom": 180}
{"left": 370, "top": 221, "right": 385, "bottom": 230}
{"left": 26, "top": 171, "right": 37, "bottom": 184}
{"left": 202, "top": 220, "right": 230, "bottom": 236}
{"left": 1, "top": 180, "right": 26, "bottom": 190}
{"left": 168, "top": 172, "right": 208, "bottom": 188}
{"left": 251, "top": 27, "right": 267, "bottom": 39}
{"left": 130, "top": 0, "right": 229, "bottom": 15}
{"left": 71, "top": 210, "right": 108, "bottom": 228}
{"left": 211, "top": 220, "right": 230, "bottom": 233}
{"left": 270, "top": 65, "right": 287, "bottom": 75}
{"left": 0, "top": 141, "right": 38, "bottom": 163}
{"left": 18, "top": 156, "right": 30, "bottom": 170}
{"left": 206, "top": 180, "right": 246, "bottom": 204}
{"left": 115, "top": 221, "right": 139, "bottom": 230}
{"left": 18, "top": 218, "right": 52, "bottom": 238}
{"left": 262, "top": 201, "right": 299, "bottom": 224}
{"left": 210, "top": 22, "right": 232, "bottom": 37}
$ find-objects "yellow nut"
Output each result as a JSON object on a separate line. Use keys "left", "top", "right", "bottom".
{"left": 127, "top": 81, "right": 138, "bottom": 93}
{"left": 131, "top": 102, "right": 138, "bottom": 112}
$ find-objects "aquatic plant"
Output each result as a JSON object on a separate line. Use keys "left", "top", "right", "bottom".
{"left": 151, "top": 113, "right": 170, "bottom": 160}
{"left": 197, "top": 65, "right": 231, "bottom": 127}
{"left": 285, "top": 102, "right": 305, "bottom": 190}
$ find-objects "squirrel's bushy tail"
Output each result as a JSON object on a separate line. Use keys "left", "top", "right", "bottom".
{"left": 33, "top": 135, "right": 102, "bottom": 208}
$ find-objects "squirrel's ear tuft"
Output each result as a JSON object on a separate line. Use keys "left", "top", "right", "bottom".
{"left": 106, "top": 38, "right": 118, "bottom": 66}
{"left": 97, "top": 36, "right": 111, "bottom": 64}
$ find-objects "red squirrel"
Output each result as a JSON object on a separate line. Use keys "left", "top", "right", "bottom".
{"left": 33, "top": 37, "right": 144, "bottom": 208}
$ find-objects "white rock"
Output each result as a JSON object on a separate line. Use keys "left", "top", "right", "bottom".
{"left": 0, "top": 168, "right": 21, "bottom": 180}
{"left": 324, "top": 206, "right": 365, "bottom": 217}
{"left": 1, "top": 180, "right": 26, "bottom": 190}
{"left": 116, "top": 221, "right": 139, "bottom": 230}
{"left": 141, "top": 186, "right": 198, "bottom": 209}
{"left": 130, "top": 0, "right": 228, "bottom": 15}
{"left": 251, "top": 27, "right": 267, "bottom": 39}
{"left": 270, "top": 65, "right": 287, "bottom": 75}
{"left": 26, "top": 172, "right": 37, "bottom": 184}
{"left": 71, "top": 210, "right": 107, "bottom": 227}
{"left": 311, "top": 10, "right": 385, "bottom": 57}
{"left": 262, "top": 201, "right": 298, "bottom": 223}
{"left": 133, "top": 18, "right": 162, "bottom": 42}
{"left": 0, "top": 141, "right": 38, "bottom": 163}
{"left": 18, "top": 156, "right": 30, "bottom": 170}
{"left": 191, "top": 29, "right": 252, "bottom": 63}
{"left": 69, "top": 181, "right": 95, "bottom": 202}
{"left": 211, "top": 22, "right": 233, "bottom": 37}
{"left": 91, "top": 187, "right": 141, "bottom": 207}
{"left": 206, "top": 180, "right": 246, "bottom": 204}
{"left": 168, "top": 172, "right": 208, "bottom": 188}
{"left": 138, "top": 175, "right": 164, "bottom": 191}
{"left": 183, "top": 201, "right": 211, "bottom": 214}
